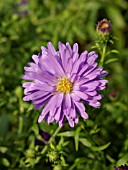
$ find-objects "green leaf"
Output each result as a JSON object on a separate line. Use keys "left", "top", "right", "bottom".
{"left": 57, "top": 131, "right": 74, "bottom": 137}
{"left": 106, "top": 154, "right": 115, "bottom": 163}
{"left": 79, "top": 138, "right": 92, "bottom": 148}
{"left": 105, "top": 58, "right": 119, "bottom": 64}
{"left": 2, "top": 158, "right": 10, "bottom": 167}
{"left": 0, "top": 146, "right": 8, "bottom": 153}
{"left": 91, "top": 142, "right": 111, "bottom": 151}
{"left": 74, "top": 127, "right": 82, "bottom": 151}
{"left": 111, "top": 50, "right": 119, "bottom": 54}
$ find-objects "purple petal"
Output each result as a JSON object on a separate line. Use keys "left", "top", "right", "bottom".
{"left": 22, "top": 82, "right": 32, "bottom": 88}
{"left": 82, "top": 63, "right": 98, "bottom": 76}
{"left": 54, "top": 106, "right": 62, "bottom": 122}
{"left": 71, "top": 92, "right": 80, "bottom": 101}
{"left": 66, "top": 57, "right": 73, "bottom": 75}
{"left": 47, "top": 42, "right": 56, "bottom": 55}
{"left": 59, "top": 113, "right": 65, "bottom": 127}
{"left": 64, "top": 94, "right": 71, "bottom": 108}
{"left": 38, "top": 96, "right": 55, "bottom": 123}
{"left": 75, "top": 77, "right": 89, "bottom": 86}
{"left": 45, "top": 52, "right": 65, "bottom": 77}
{"left": 73, "top": 43, "right": 79, "bottom": 53}
{"left": 74, "top": 101, "right": 88, "bottom": 119}
{"left": 74, "top": 90, "right": 88, "bottom": 101}
{"left": 81, "top": 81, "right": 99, "bottom": 91}
{"left": 32, "top": 54, "right": 39, "bottom": 64}
{"left": 85, "top": 91, "right": 97, "bottom": 96}
{"left": 34, "top": 98, "right": 49, "bottom": 110}
{"left": 72, "top": 52, "right": 79, "bottom": 62}
{"left": 41, "top": 46, "right": 48, "bottom": 54}
{"left": 32, "top": 93, "right": 52, "bottom": 105}
{"left": 49, "top": 93, "right": 63, "bottom": 117}
{"left": 94, "top": 94, "right": 103, "bottom": 100}
{"left": 87, "top": 99, "right": 101, "bottom": 108}
{"left": 23, "top": 91, "right": 49, "bottom": 101}
{"left": 66, "top": 42, "right": 72, "bottom": 56}
{"left": 64, "top": 48, "right": 72, "bottom": 72}
{"left": 71, "top": 59, "right": 80, "bottom": 75}
{"left": 77, "top": 64, "right": 89, "bottom": 76}
{"left": 79, "top": 50, "right": 88, "bottom": 63}
{"left": 97, "top": 71, "right": 108, "bottom": 78}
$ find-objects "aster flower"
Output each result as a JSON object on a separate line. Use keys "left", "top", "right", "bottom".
{"left": 22, "top": 42, "right": 108, "bottom": 127}
{"left": 97, "top": 18, "right": 112, "bottom": 34}
{"left": 114, "top": 164, "right": 128, "bottom": 170}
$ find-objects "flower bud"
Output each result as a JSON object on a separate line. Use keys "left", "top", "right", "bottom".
{"left": 97, "top": 19, "right": 112, "bottom": 34}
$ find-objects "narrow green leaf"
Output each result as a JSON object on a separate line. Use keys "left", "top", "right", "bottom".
{"left": 79, "top": 138, "right": 92, "bottom": 148}
{"left": 111, "top": 50, "right": 119, "bottom": 54}
{"left": 109, "top": 40, "right": 114, "bottom": 44}
{"left": 91, "top": 142, "right": 111, "bottom": 151}
{"left": 105, "top": 58, "right": 119, "bottom": 64}
{"left": 57, "top": 131, "right": 74, "bottom": 137}
{"left": 106, "top": 154, "right": 115, "bottom": 163}
{"left": 74, "top": 127, "right": 82, "bottom": 151}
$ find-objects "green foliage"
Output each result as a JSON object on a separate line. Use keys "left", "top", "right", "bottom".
{"left": 0, "top": 0, "right": 128, "bottom": 169}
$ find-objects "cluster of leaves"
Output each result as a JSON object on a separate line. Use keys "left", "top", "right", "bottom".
{"left": 0, "top": 0, "right": 128, "bottom": 169}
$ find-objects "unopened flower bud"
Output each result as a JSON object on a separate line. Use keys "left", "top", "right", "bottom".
{"left": 97, "top": 19, "right": 112, "bottom": 34}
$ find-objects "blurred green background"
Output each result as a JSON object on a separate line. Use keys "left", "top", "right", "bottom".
{"left": 0, "top": 0, "right": 128, "bottom": 169}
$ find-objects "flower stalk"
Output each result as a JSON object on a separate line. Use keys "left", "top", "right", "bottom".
{"left": 100, "top": 43, "right": 107, "bottom": 66}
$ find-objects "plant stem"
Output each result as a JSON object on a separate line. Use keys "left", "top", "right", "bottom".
{"left": 41, "top": 126, "right": 61, "bottom": 154}
{"left": 100, "top": 43, "right": 107, "bottom": 66}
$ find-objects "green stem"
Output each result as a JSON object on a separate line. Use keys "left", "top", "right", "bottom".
{"left": 100, "top": 43, "right": 107, "bottom": 66}
{"left": 41, "top": 126, "right": 61, "bottom": 154}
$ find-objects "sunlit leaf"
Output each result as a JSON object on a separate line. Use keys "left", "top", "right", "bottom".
{"left": 79, "top": 138, "right": 92, "bottom": 148}
{"left": 91, "top": 142, "right": 111, "bottom": 151}
{"left": 57, "top": 131, "right": 74, "bottom": 137}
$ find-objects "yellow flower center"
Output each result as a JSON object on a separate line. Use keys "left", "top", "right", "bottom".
{"left": 101, "top": 23, "right": 109, "bottom": 29}
{"left": 56, "top": 78, "right": 73, "bottom": 93}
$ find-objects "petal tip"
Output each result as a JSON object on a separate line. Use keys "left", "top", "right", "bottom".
{"left": 38, "top": 116, "right": 43, "bottom": 123}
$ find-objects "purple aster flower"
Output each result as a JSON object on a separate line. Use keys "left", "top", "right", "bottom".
{"left": 114, "top": 164, "right": 128, "bottom": 170}
{"left": 22, "top": 42, "right": 108, "bottom": 127}
{"left": 97, "top": 19, "right": 112, "bottom": 34}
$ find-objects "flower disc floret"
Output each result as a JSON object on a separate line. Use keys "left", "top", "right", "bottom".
{"left": 56, "top": 78, "right": 73, "bottom": 93}
{"left": 22, "top": 42, "right": 108, "bottom": 127}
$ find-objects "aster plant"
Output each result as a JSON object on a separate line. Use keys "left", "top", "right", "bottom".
{"left": 92, "top": 19, "right": 119, "bottom": 66}
{"left": 22, "top": 42, "right": 108, "bottom": 127}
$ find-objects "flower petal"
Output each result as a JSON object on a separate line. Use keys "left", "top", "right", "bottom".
{"left": 74, "top": 101, "right": 88, "bottom": 119}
